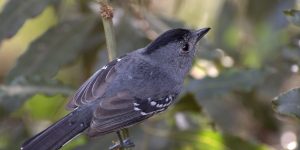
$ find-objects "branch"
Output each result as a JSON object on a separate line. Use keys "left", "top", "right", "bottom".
{"left": 99, "top": 0, "right": 117, "bottom": 61}
{"left": 99, "top": 1, "right": 132, "bottom": 150}
{"left": 0, "top": 84, "right": 74, "bottom": 96}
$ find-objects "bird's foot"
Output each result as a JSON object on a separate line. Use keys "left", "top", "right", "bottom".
{"left": 109, "top": 139, "right": 135, "bottom": 150}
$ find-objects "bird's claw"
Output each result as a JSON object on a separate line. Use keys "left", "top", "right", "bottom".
{"left": 109, "top": 139, "right": 135, "bottom": 150}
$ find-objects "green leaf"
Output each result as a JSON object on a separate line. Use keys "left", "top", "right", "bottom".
{"left": 61, "top": 135, "right": 87, "bottom": 150}
{"left": 144, "top": 129, "right": 268, "bottom": 150}
{"left": 223, "top": 133, "right": 269, "bottom": 150}
{"left": 0, "top": 119, "right": 26, "bottom": 150}
{"left": 0, "top": 77, "right": 73, "bottom": 113}
{"left": 5, "top": 16, "right": 98, "bottom": 83}
{"left": 283, "top": 9, "right": 300, "bottom": 26}
{"left": 174, "top": 93, "right": 202, "bottom": 113}
{"left": 23, "top": 94, "right": 67, "bottom": 120}
{"left": 0, "top": 0, "right": 59, "bottom": 43}
{"left": 196, "top": 130, "right": 268, "bottom": 150}
{"left": 272, "top": 88, "right": 300, "bottom": 120}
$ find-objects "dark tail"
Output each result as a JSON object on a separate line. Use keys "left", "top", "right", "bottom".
{"left": 21, "top": 107, "right": 93, "bottom": 150}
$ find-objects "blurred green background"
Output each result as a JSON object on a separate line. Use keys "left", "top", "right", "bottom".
{"left": 0, "top": 0, "right": 300, "bottom": 149}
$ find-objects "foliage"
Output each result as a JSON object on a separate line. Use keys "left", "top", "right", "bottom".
{"left": 0, "top": 0, "right": 300, "bottom": 150}
{"left": 0, "top": 0, "right": 59, "bottom": 42}
{"left": 273, "top": 88, "right": 300, "bottom": 120}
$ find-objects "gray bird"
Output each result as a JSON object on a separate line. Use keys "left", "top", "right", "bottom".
{"left": 21, "top": 27, "right": 210, "bottom": 150}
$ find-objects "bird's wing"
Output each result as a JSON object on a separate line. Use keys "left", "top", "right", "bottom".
{"left": 88, "top": 93, "right": 177, "bottom": 136}
{"left": 67, "top": 56, "right": 125, "bottom": 109}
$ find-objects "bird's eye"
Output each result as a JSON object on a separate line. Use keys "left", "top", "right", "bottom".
{"left": 181, "top": 43, "right": 189, "bottom": 53}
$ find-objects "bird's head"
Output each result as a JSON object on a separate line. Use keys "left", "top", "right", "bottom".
{"left": 142, "top": 28, "right": 210, "bottom": 75}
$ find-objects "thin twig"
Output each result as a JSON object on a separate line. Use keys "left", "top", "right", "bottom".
{"left": 99, "top": 0, "right": 117, "bottom": 61}
{"left": 98, "top": 1, "right": 132, "bottom": 150}
{"left": 0, "top": 84, "right": 74, "bottom": 96}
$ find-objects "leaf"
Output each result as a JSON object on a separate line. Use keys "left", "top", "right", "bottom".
{"left": 0, "top": 119, "right": 27, "bottom": 150}
{"left": 223, "top": 133, "right": 269, "bottom": 150}
{"left": 282, "top": 48, "right": 300, "bottom": 65}
{"left": 186, "top": 69, "right": 264, "bottom": 99}
{"left": 23, "top": 94, "right": 67, "bottom": 120}
{"left": 174, "top": 93, "right": 202, "bottom": 113}
{"left": 115, "top": 14, "right": 150, "bottom": 55}
{"left": 0, "top": 0, "right": 59, "bottom": 43}
{"left": 61, "top": 135, "right": 87, "bottom": 150}
{"left": 5, "top": 16, "right": 99, "bottom": 83}
{"left": 283, "top": 9, "right": 300, "bottom": 26}
{"left": 196, "top": 130, "right": 269, "bottom": 150}
{"left": 272, "top": 88, "right": 300, "bottom": 120}
{"left": 0, "top": 77, "right": 74, "bottom": 113}
{"left": 141, "top": 127, "right": 269, "bottom": 150}
{"left": 184, "top": 70, "right": 265, "bottom": 136}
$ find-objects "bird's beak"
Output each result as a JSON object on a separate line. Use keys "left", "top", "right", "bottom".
{"left": 194, "top": 27, "right": 210, "bottom": 42}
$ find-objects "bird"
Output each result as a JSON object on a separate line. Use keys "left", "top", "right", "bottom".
{"left": 21, "top": 27, "right": 210, "bottom": 150}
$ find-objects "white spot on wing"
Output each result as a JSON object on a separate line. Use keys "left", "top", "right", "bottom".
{"left": 117, "top": 58, "right": 122, "bottom": 61}
{"left": 140, "top": 111, "right": 154, "bottom": 115}
{"left": 134, "top": 107, "right": 141, "bottom": 111}
{"left": 133, "top": 103, "right": 139, "bottom": 106}
{"left": 102, "top": 65, "right": 108, "bottom": 70}
{"left": 150, "top": 101, "right": 156, "bottom": 106}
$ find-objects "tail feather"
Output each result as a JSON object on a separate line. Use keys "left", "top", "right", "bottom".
{"left": 21, "top": 108, "right": 92, "bottom": 150}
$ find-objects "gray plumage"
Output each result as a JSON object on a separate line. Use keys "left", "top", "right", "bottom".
{"left": 21, "top": 28, "right": 210, "bottom": 150}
